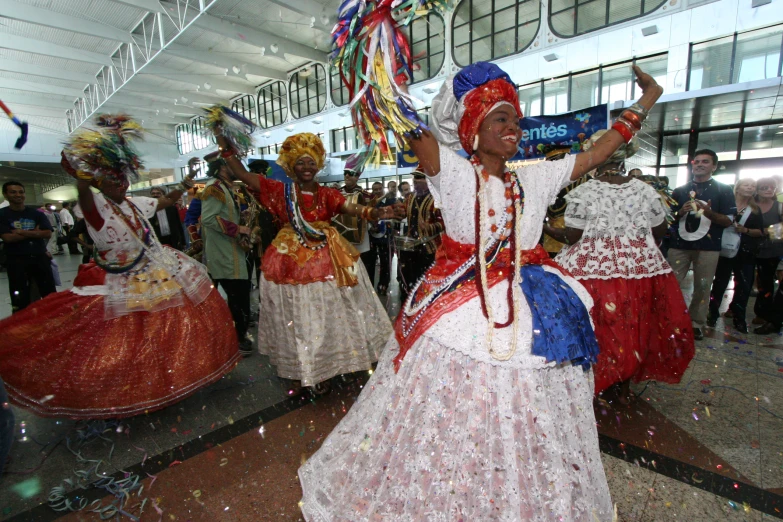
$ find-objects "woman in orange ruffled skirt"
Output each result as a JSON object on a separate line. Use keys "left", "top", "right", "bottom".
{"left": 0, "top": 116, "right": 240, "bottom": 419}
{"left": 215, "top": 132, "right": 396, "bottom": 393}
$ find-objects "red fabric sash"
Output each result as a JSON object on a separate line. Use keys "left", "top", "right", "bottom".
{"left": 73, "top": 261, "right": 107, "bottom": 287}
{"left": 393, "top": 235, "right": 558, "bottom": 370}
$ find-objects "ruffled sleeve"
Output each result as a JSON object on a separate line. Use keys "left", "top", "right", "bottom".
{"left": 321, "top": 186, "right": 347, "bottom": 220}
{"left": 563, "top": 183, "right": 589, "bottom": 230}
{"left": 645, "top": 185, "right": 668, "bottom": 227}
{"left": 256, "top": 176, "right": 287, "bottom": 222}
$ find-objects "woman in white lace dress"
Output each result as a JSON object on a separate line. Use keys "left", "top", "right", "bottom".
{"left": 555, "top": 134, "right": 695, "bottom": 401}
{"left": 298, "top": 62, "right": 662, "bottom": 521}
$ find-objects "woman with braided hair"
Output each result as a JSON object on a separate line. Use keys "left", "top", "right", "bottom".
{"left": 0, "top": 115, "right": 240, "bottom": 419}
{"left": 296, "top": 62, "right": 663, "bottom": 521}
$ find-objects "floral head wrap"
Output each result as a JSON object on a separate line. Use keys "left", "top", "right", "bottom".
{"left": 430, "top": 62, "right": 522, "bottom": 156}
{"left": 276, "top": 133, "right": 326, "bottom": 178}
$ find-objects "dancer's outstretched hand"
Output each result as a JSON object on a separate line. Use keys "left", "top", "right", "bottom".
{"left": 632, "top": 65, "right": 662, "bottom": 96}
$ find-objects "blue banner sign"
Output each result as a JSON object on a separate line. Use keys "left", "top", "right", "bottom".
{"left": 512, "top": 104, "right": 609, "bottom": 161}
{"left": 397, "top": 142, "right": 419, "bottom": 168}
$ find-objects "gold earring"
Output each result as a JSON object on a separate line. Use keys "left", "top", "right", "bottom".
{"left": 473, "top": 134, "right": 479, "bottom": 151}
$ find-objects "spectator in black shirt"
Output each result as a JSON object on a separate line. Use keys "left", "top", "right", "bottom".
{"left": 149, "top": 186, "right": 186, "bottom": 250}
{"left": 667, "top": 150, "right": 736, "bottom": 340}
{"left": 0, "top": 181, "right": 56, "bottom": 312}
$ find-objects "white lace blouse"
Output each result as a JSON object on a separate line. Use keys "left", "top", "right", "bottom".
{"left": 422, "top": 147, "right": 594, "bottom": 369}
{"left": 556, "top": 178, "right": 671, "bottom": 280}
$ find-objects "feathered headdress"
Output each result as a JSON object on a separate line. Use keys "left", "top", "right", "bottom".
{"left": 203, "top": 105, "right": 256, "bottom": 156}
{"left": 62, "top": 114, "right": 144, "bottom": 184}
{"left": 331, "top": 0, "right": 449, "bottom": 165}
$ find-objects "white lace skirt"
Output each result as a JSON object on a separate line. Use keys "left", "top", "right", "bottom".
{"left": 257, "top": 263, "right": 392, "bottom": 386}
{"left": 299, "top": 335, "right": 614, "bottom": 521}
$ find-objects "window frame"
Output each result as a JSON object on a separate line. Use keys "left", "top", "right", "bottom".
{"left": 257, "top": 81, "right": 289, "bottom": 129}
{"left": 516, "top": 52, "right": 667, "bottom": 115}
{"left": 330, "top": 66, "right": 350, "bottom": 108}
{"left": 451, "top": 0, "right": 541, "bottom": 67}
{"left": 289, "top": 63, "right": 328, "bottom": 119}
{"left": 330, "top": 126, "right": 361, "bottom": 153}
{"left": 190, "top": 116, "right": 213, "bottom": 151}
{"left": 400, "top": 11, "right": 446, "bottom": 84}
{"left": 548, "top": 0, "right": 667, "bottom": 39}
{"left": 176, "top": 123, "right": 193, "bottom": 155}
{"left": 686, "top": 24, "right": 783, "bottom": 91}
{"left": 231, "top": 94, "right": 258, "bottom": 124}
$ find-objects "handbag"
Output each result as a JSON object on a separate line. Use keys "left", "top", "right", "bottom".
{"left": 720, "top": 208, "right": 751, "bottom": 259}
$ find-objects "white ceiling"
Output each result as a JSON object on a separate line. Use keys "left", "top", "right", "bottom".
{"left": 0, "top": 0, "right": 340, "bottom": 138}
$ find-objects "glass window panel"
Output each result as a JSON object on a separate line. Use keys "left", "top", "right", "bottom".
{"left": 576, "top": 0, "right": 606, "bottom": 34}
{"left": 176, "top": 124, "right": 193, "bottom": 155}
{"left": 697, "top": 128, "right": 740, "bottom": 161}
{"left": 191, "top": 116, "right": 211, "bottom": 150}
{"left": 658, "top": 165, "right": 690, "bottom": 188}
{"left": 550, "top": 0, "right": 665, "bottom": 38}
{"left": 740, "top": 124, "right": 783, "bottom": 159}
{"left": 495, "top": 0, "right": 516, "bottom": 10}
{"left": 230, "top": 95, "right": 257, "bottom": 124}
{"left": 570, "top": 69, "right": 599, "bottom": 111}
{"left": 551, "top": 0, "right": 574, "bottom": 11}
{"left": 661, "top": 134, "right": 689, "bottom": 166}
{"left": 518, "top": 82, "right": 541, "bottom": 117}
{"left": 733, "top": 26, "right": 783, "bottom": 84}
{"left": 601, "top": 63, "right": 632, "bottom": 104}
{"left": 453, "top": 42, "right": 471, "bottom": 66}
{"left": 494, "top": 7, "right": 517, "bottom": 33}
{"left": 257, "top": 81, "right": 288, "bottom": 129}
{"left": 550, "top": 10, "right": 574, "bottom": 37}
{"left": 330, "top": 66, "right": 350, "bottom": 107}
{"left": 543, "top": 78, "right": 568, "bottom": 114}
{"left": 471, "top": 36, "right": 492, "bottom": 62}
{"left": 451, "top": 0, "right": 540, "bottom": 66}
{"left": 402, "top": 13, "right": 445, "bottom": 84}
{"left": 289, "top": 63, "right": 327, "bottom": 119}
{"left": 608, "top": 0, "right": 643, "bottom": 24}
{"left": 493, "top": 29, "right": 517, "bottom": 58}
{"left": 689, "top": 35, "right": 733, "bottom": 90}
{"left": 635, "top": 54, "right": 669, "bottom": 93}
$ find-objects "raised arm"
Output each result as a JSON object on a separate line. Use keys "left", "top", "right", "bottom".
{"left": 156, "top": 157, "right": 198, "bottom": 212}
{"left": 407, "top": 130, "right": 441, "bottom": 177}
{"left": 60, "top": 152, "right": 102, "bottom": 230}
{"left": 571, "top": 66, "right": 663, "bottom": 181}
{"left": 215, "top": 134, "right": 261, "bottom": 192}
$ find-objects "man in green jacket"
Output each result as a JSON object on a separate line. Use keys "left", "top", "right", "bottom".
{"left": 201, "top": 152, "right": 253, "bottom": 356}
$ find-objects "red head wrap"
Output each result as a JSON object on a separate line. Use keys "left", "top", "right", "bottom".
{"left": 457, "top": 79, "right": 523, "bottom": 156}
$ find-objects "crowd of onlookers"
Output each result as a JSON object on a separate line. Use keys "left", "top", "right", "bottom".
{"left": 4, "top": 149, "right": 783, "bottom": 340}
{"left": 658, "top": 149, "right": 783, "bottom": 339}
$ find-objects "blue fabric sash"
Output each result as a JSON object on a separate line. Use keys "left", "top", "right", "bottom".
{"left": 519, "top": 265, "right": 599, "bottom": 369}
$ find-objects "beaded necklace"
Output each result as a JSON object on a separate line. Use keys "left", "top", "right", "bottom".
{"left": 94, "top": 197, "right": 150, "bottom": 273}
{"left": 473, "top": 156, "right": 523, "bottom": 361}
{"left": 296, "top": 183, "right": 319, "bottom": 213}
{"left": 400, "top": 156, "right": 526, "bottom": 361}
{"left": 285, "top": 182, "right": 328, "bottom": 250}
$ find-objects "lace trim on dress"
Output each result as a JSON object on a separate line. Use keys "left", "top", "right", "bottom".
{"left": 557, "top": 179, "right": 671, "bottom": 280}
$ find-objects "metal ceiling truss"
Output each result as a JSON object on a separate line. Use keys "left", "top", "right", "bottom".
{"left": 67, "top": 0, "right": 219, "bottom": 132}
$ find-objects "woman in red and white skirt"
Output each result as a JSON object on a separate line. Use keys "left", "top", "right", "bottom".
{"left": 555, "top": 132, "right": 695, "bottom": 401}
